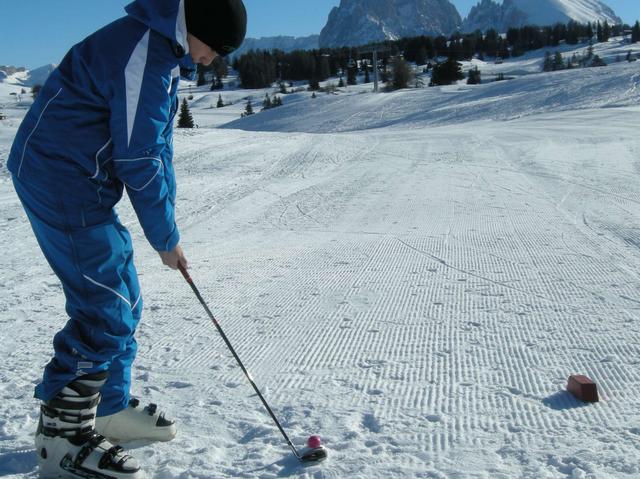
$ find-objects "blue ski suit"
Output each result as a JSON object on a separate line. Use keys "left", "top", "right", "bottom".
{"left": 7, "top": 0, "right": 194, "bottom": 416}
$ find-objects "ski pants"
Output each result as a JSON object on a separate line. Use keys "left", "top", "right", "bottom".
{"left": 12, "top": 174, "right": 142, "bottom": 417}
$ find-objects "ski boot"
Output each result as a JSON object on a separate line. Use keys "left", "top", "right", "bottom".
{"left": 95, "top": 398, "right": 177, "bottom": 443}
{"left": 35, "top": 371, "right": 144, "bottom": 478}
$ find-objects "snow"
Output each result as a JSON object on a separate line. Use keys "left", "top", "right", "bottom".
{"left": 0, "top": 65, "right": 57, "bottom": 88}
{"left": 222, "top": 64, "right": 640, "bottom": 133}
{"left": 463, "top": 0, "right": 622, "bottom": 35}
{"left": 230, "top": 36, "right": 320, "bottom": 62}
{"left": 1, "top": 39, "right": 640, "bottom": 478}
{"left": 511, "top": 0, "right": 621, "bottom": 26}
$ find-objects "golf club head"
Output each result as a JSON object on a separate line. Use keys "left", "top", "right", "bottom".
{"left": 300, "top": 446, "right": 328, "bottom": 463}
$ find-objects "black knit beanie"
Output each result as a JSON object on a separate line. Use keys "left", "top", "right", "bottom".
{"left": 185, "top": 0, "right": 247, "bottom": 56}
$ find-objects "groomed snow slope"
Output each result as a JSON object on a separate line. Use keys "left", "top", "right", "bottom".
{"left": 1, "top": 43, "right": 639, "bottom": 478}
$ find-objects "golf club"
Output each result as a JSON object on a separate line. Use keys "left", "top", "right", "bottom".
{"left": 178, "top": 263, "right": 327, "bottom": 464}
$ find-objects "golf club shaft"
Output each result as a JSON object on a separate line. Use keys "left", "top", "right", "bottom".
{"left": 178, "top": 264, "right": 301, "bottom": 459}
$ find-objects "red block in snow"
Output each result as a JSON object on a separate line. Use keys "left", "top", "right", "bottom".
{"left": 567, "top": 375, "right": 599, "bottom": 403}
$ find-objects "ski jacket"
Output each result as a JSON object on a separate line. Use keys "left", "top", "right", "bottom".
{"left": 8, "top": 0, "right": 195, "bottom": 252}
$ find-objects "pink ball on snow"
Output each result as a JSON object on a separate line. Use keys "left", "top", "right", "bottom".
{"left": 307, "top": 435, "right": 322, "bottom": 449}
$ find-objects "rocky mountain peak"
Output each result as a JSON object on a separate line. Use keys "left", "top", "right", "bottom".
{"left": 319, "top": 0, "right": 462, "bottom": 48}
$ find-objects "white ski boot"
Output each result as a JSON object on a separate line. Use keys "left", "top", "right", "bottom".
{"left": 35, "top": 371, "right": 144, "bottom": 478}
{"left": 95, "top": 398, "right": 177, "bottom": 444}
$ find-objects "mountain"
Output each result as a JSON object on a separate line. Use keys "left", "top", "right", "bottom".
{"left": 319, "top": 0, "right": 462, "bottom": 48}
{"left": 22, "top": 64, "right": 56, "bottom": 87}
{"left": 231, "top": 35, "right": 320, "bottom": 58}
{"left": 0, "top": 65, "right": 27, "bottom": 77}
{"left": 0, "top": 64, "right": 56, "bottom": 87}
{"left": 462, "top": 0, "right": 622, "bottom": 33}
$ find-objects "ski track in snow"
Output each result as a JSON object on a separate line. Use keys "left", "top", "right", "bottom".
{"left": 1, "top": 50, "right": 640, "bottom": 478}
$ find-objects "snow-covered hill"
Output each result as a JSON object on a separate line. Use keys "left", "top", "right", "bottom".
{"left": 223, "top": 64, "right": 639, "bottom": 133}
{"left": 1, "top": 38, "right": 640, "bottom": 478}
{"left": 222, "top": 39, "right": 640, "bottom": 133}
{"left": 0, "top": 64, "right": 56, "bottom": 88}
{"left": 230, "top": 35, "right": 320, "bottom": 59}
{"left": 463, "top": 0, "right": 622, "bottom": 33}
{"left": 319, "top": 0, "right": 462, "bottom": 48}
{"left": 0, "top": 66, "right": 26, "bottom": 77}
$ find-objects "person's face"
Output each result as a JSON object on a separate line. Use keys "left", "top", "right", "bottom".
{"left": 187, "top": 34, "right": 218, "bottom": 66}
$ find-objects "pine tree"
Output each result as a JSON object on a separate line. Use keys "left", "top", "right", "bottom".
{"left": 217, "top": 94, "right": 224, "bottom": 108}
{"left": 566, "top": 20, "right": 579, "bottom": 44}
{"left": 632, "top": 21, "right": 640, "bottom": 43}
{"left": 579, "top": 42, "right": 595, "bottom": 67}
{"left": 244, "top": 99, "right": 254, "bottom": 116}
{"left": 347, "top": 65, "right": 358, "bottom": 85}
{"left": 32, "top": 84, "right": 42, "bottom": 100}
{"left": 197, "top": 65, "right": 207, "bottom": 86}
{"left": 177, "top": 98, "right": 194, "bottom": 128}
{"left": 552, "top": 51, "right": 565, "bottom": 71}
{"left": 596, "top": 21, "right": 603, "bottom": 42}
{"left": 415, "top": 46, "right": 428, "bottom": 66}
{"left": 338, "top": 76, "right": 345, "bottom": 88}
{"left": 364, "top": 63, "right": 370, "bottom": 83}
{"left": 590, "top": 55, "right": 607, "bottom": 67}
{"left": 543, "top": 51, "right": 553, "bottom": 72}
{"left": 430, "top": 59, "right": 464, "bottom": 86}
{"left": 602, "top": 21, "right": 611, "bottom": 42}
{"left": 210, "top": 73, "right": 223, "bottom": 91}
{"left": 262, "top": 93, "right": 272, "bottom": 110}
{"left": 467, "top": 66, "right": 481, "bottom": 85}
{"left": 279, "top": 82, "right": 287, "bottom": 94}
{"left": 389, "top": 57, "right": 412, "bottom": 90}
{"left": 212, "top": 56, "right": 229, "bottom": 84}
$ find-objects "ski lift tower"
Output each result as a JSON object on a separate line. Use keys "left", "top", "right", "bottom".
{"left": 358, "top": 44, "right": 393, "bottom": 92}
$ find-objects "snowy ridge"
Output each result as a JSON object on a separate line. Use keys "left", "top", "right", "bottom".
{"left": 522, "top": 0, "right": 621, "bottom": 25}
{"left": 463, "top": 0, "right": 622, "bottom": 33}
{"left": 1, "top": 39, "right": 640, "bottom": 478}
{"left": 229, "top": 35, "right": 320, "bottom": 59}
{"left": 0, "top": 64, "right": 56, "bottom": 87}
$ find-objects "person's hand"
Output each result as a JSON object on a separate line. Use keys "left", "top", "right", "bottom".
{"left": 159, "top": 244, "right": 188, "bottom": 270}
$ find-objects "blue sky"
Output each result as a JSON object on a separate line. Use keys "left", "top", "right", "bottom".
{"left": 1, "top": 0, "right": 638, "bottom": 69}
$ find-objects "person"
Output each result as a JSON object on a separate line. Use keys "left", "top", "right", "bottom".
{"left": 6, "top": 0, "right": 247, "bottom": 477}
